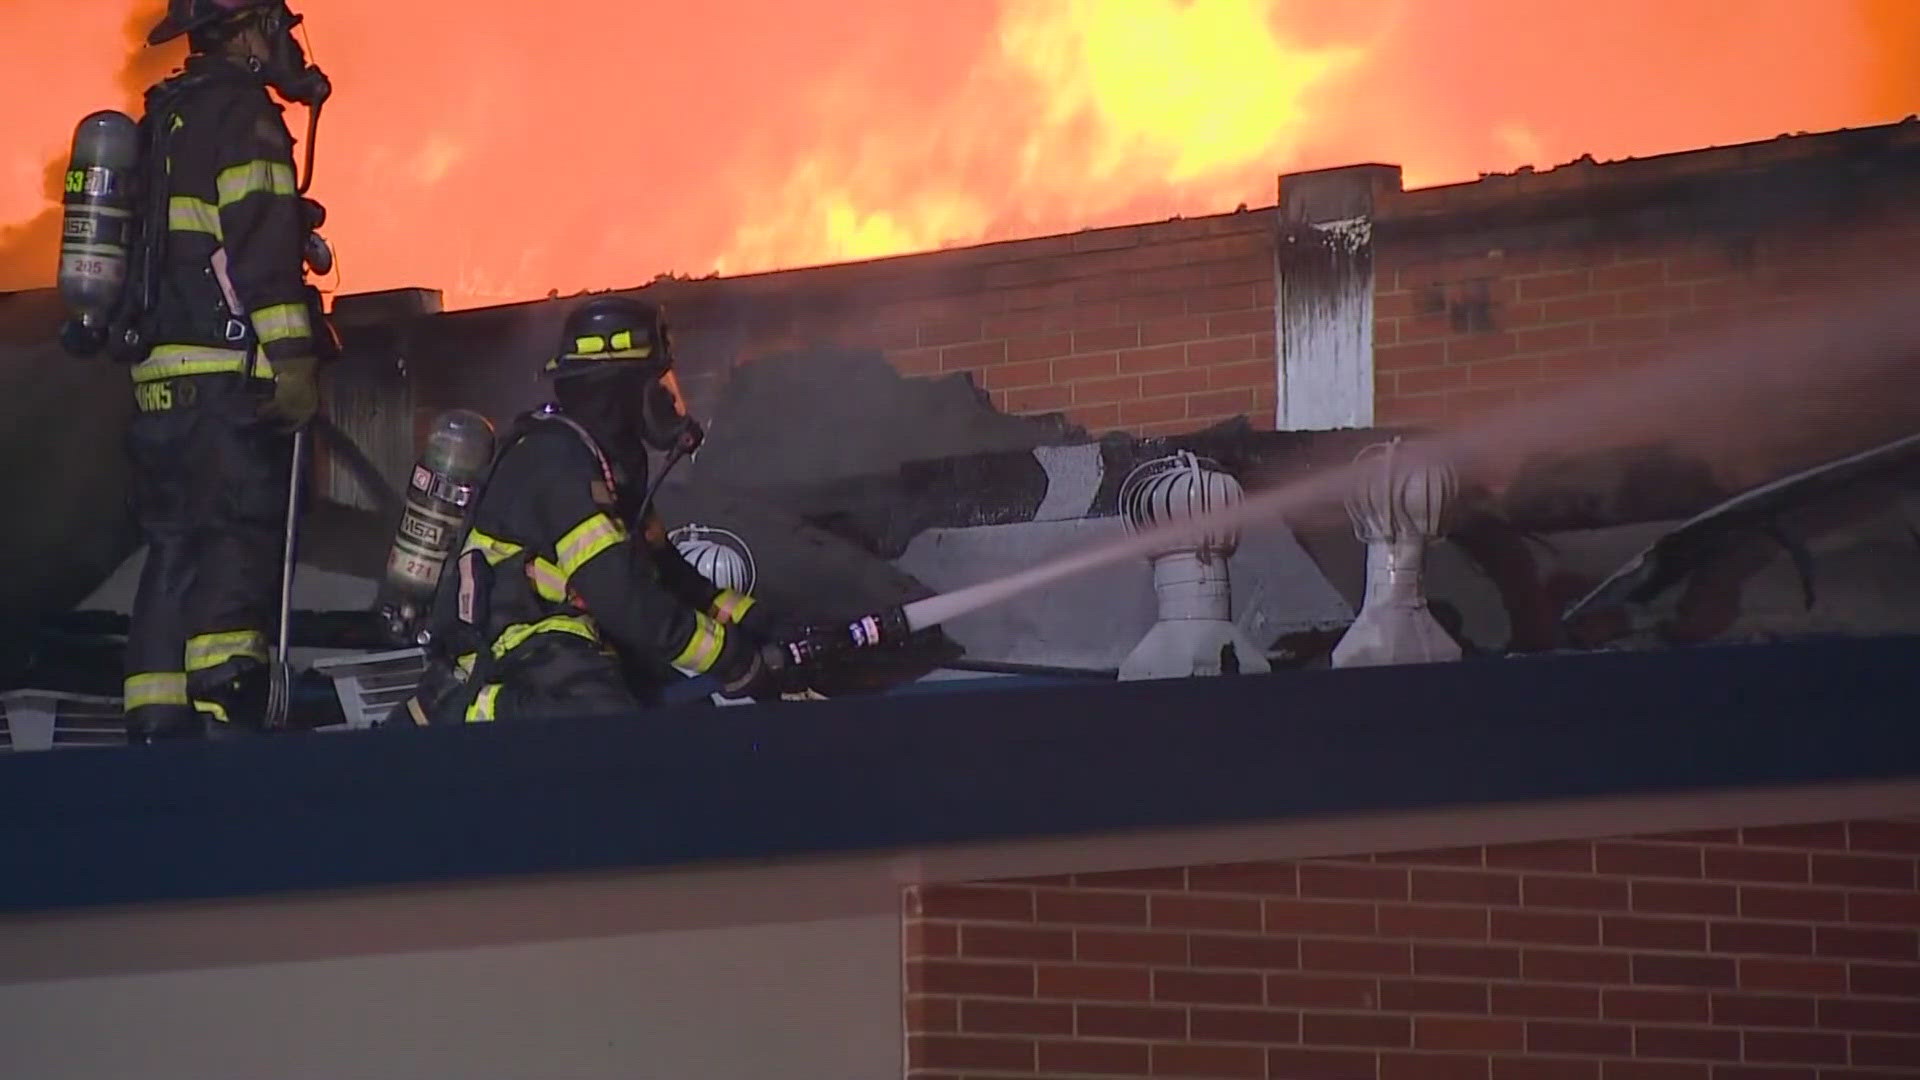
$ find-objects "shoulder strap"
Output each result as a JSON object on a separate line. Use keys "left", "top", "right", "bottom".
{"left": 529, "top": 406, "right": 622, "bottom": 505}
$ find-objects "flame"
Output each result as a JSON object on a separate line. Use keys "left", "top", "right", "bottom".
{"left": 0, "top": 0, "right": 1912, "bottom": 311}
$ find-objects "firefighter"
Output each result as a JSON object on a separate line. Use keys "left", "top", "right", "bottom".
{"left": 394, "top": 296, "right": 799, "bottom": 727}
{"left": 122, "top": 0, "right": 333, "bottom": 741}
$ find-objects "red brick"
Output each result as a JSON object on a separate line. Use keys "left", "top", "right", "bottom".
{"left": 916, "top": 960, "right": 1035, "bottom": 997}
{"left": 1375, "top": 979, "right": 1486, "bottom": 1015}
{"left": 1415, "top": 871, "right": 1522, "bottom": 906}
{"left": 1305, "top": 940, "right": 1412, "bottom": 975}
{"left": 1810, "top": 853, "right": 1916, "bottom": 890}
{"left": 1614, "top": 284, "right": 1694, "bottom": 314}
{"left": 1152, "top": 895, "right": 1262, "bottom": 932}
{"left": 1002, "top": 331, "right": 1074, "bottom": 363}
{"left": 908, "top": 921, "right": 961, "bottom": 958}
{"left": 1260, "top": 900, "right": 1373, "bottom": 936}
{"left": 1399, "top": 366, "right": 1470, "bottom": 395}
{"left": 1152, "top": 1041, "right": 1266, "bottom": 1078}
{"left": 1375, "top": 290, "right": 1420, "bottom": 319}
{"left": 1068, "top": 302, "right": 1125, "bottom": 331}
{"left": 1074, "top": 325, "right": 1141, "bottom": 354}
{"left": 1140, "top": 367, "right": 1212, "bottom": 398}
{"left": 1818, "top": 996, "right": 1920, "bottom": 1033}
{"left": 1514, "top": 322, "right": 1592, "bottom": 354}
{"left": 1187, "top": 336, "right": 1258, "bottom": 367}
{"left": 1605, "top": 916, "right": 1708, "bottom": 951}
{"left": 1189, "top": 934, "right": 1300, "bottom": 971}
{"left": 980, "top": 358, "right": 1053, "bottom": 389}
{"left": 1711, "top": 992, "right": 1815, "bottom": 1028}
{"left": 1188, "top": 1008, "right": 1303, "bottom": 1044}
{"left": 1154, "top": 969, "right": 1264, "bottom": 1006}
{"left": 1073, "top": 375, "right": 1143, "bottom": 405}
{"left": 1741, "top": 823, "right": 1848, "bottom": 848}
{"left": 1038, "top": 1038, "right": 1149, "bottom": 1075}
{"left": 1414, "top": 1017, "right": 1524, "bottom": 1052}
{"left": 1704, "top": 849, "right": 1810, "bottom": 884}
{"left": 1526, "top": 1020, "right": 1631, "bottom": 1055}
{"left": 889, "top": 346, "right": 946, "bottom": 377}
{"left": 1078, "top": 1003, "right": 1187, "bottom": 1040}
{"left": 1602, "top": 988, "right": 1711, "bottom": 1023}
{"left": 1590, "top": 314, "right": 1665, "bottom": 345}
{"left": 1848, "top": 890, "right": 1920, "bottom": 925}
{"left": 1740, "top": 887, "right": 1845, "bottom": 922}
{"left": 1186, "top": 388, "right": 1255, "bottom": 417}
{"left": 1381, "top": 905, "right": 1489, "bottom": 940}
{"left": 1418, "top": 944, "right": 1521, "bottom": 979}
{"left": 1052, "top": 351, "right": 1120, "bottom": 382}
{"left": 1709, "top": 1070, "right": 1818, "bottom": 1080}
{"left": 1634, "top": 1026, "right": 1741, "bottom": 1061}
{"left": 1814, "top": 926, "right": 1917, "bottom": 961}
{"left": 1742, "top": 1031, "right": 1847, "bottom": 1065}
{"left": 1266, "top": 1047, "right": 1376, "bottom": 1080}
{"left": 1541, "top": 292, "right": 1620, "bottom": 322}
{"left": 1139, "top": 315, "right": 1212, "bottom": 346}
{"left": 961, "top": 999, "right": 1074, "bottom": 1035}
{"left": 1189, "top": 284, "right": 1256, "bottom": 313}
{"left": 1599, "top": 843, "right": 1705, "bottom": 878}
{"left": 1188, "top": 862, "right": 1297, "bottom": 895}
{"left": 913, "top": 883, "right": 1036, "bottom": 914}
{"left": 1738, "top": 958, "right": 1846, "bottom": 992}
{"left": 1399, "top": 313, "right": 1454, "bottom": 343}
{"left": 1447, "top": 333, "right": 1519, "bottom": 365}
{"left": 918, "top": 319, "right": 982, "bottom": 347}
{"left": 1709, "top": 921, "right": 1813, "bottom": 956}
{"left": 1854, "top": 1034, "right": 1920, "bottom": 1068}
{"left": 1206, "top": 359, "right": 1272, "bottom": 390}
{"left": 1377, "top": 394, "right": 1448, "bottom": 425}
{"left": 1037, "top": 964, "right": 1150, "bottom": 1001}
{"left": 1525, "top": 948, "right": 1632, "bottom": 983}
{"left": 962, "top": 925, "right": 1074, "bottom": 961}
{"left": 1120, "top": 396, "right": 1190, "bottom": 426}
{"left": 1301, "top": 864, "right": 1410, "bottom": 901}
{"left": 1849, "top": 820, "right": 1920, "bottom": 854}
{"left": 1492, "top": 910, "right": 1598, "bottom": 946}
{"left": 1520, "top": 876, "right": 1628, "bottom": 907}
{"left": 1304, "top": 1012, "right": 1412, "bottom": 1048}
{"left": 1466, "top": 357, "right": 1542, "bottom": 385}
{"left": 1264, "top": 972, "right": 1377, "bottom": 1010}
{"left": 1380, "top": 1053, "right": 1490, "bottom": 1080}
{"left": 1119, "top": 343, "right": 1192, "bottom": 374}
{"left": 1035, "top": 889, "right": 1146, "bottom": 926}
{"left": 909, "top": 1035, "right": 1034, "bottom": 1071}
{"left": 1592, "top": 259, "right": 1668, "bottom": 290}
{"left": 1209, "top": 308, "right": 1273, "bottom": 336}
{"left": 1849, "top": 961, "right": 1920, "bottom": 996}
{"left": 1665, "top": 250, "right": 1738, "bottom": 281}
{"left": 907, "top": 994, "right": 959, "bottom": 1033}
{"left": 1486, "top": 842, "right": 1595, "bottom": 873}
{"left": 1377, "top": 341, "right": 1447, "bottom": 371}
{"left": 1518, "top": 270, "right": 1591, "bottom": 300}
{"left": 1634, "top": 882, "right": 1738, "bottom": 917}
{"left": 1600, "top": 1063, "right": 1707, "bottom": 1080}
{"left": 1499, "top": 1059, "right": 1600, "bottom": 1080}
{"left": 1005, "top": 384, "right": 1072, "bottom": 412}
{"left": 1491, "top": 983, "right": 1600, "bottom": 1019}
{"left": 1633, "top": 954, "right": 1737, "bottom": 988}
{"left": 1076, "top": 930, "right": 1188, "bottom": 967}
{"left": 1375, "top": 846, "right": 1486, "bottom": 867}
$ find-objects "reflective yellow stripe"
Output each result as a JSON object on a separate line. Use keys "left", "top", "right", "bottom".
{"left": 610, "top": 330, "right": 633, "bottom": 350}
{"left": 561, "top": 349, "right": 653, "bottom": 360}
{"left": 574, "top": 335, "right": 606, "bottom": 354}
{"left": 185, "top": 630, "right": 269, "bottom": 673}
{"left": 168, "top": 196, "right": 221, "bottom": 237}
{"left": 556, "top": 513, "right": 625, "bottom": 579}
{"left": 132, "top": 344, "right": 251, "bottom": 382}
{"left": 216, "top": 159, "right": 297, "bottom": 207}
{"left": 249, "top": 302, "right": 311, "bottom": 345}
{"left": 670, "top": 612, "right": 727, "bottom": 674}
{"left": 456, "top": 653, "right": 477, "bottom": 675}
{"left": 193, "top": 699, "right": 230, "bottom": 723}
{"left": 491, "top": 614, "right": 598, "bottom": 659}
{"left": 124, "top": 672, "right": 188, "bottom": 710}
{"left": 463, "top": 527, "right": 524, "bottom": 566}
{"left": 527, "top": 557, "right": 568, "bottom": 603}
{"left": 710, "top": 589, "right": 756, "bottom": 625}
{"left": 466, "top": 685, "right": 501, "bottom": 723}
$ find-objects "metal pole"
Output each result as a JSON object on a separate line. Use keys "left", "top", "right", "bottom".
{"left": 266, "top": 427, "right": 306, "bottom": 729}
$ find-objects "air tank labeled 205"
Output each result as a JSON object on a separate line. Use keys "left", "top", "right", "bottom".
{"left": 57, "top": 110, "right": 141, "bottom": 357}
{"left": 377, "top": 410, "right": 497, "bottom": 645}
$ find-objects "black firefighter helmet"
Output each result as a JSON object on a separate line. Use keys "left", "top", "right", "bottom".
{"left": 148, "top": 0, "right": 273, "bottom": 46}
{"left": 547, "top": 296, "right": 699, "bottom": 453}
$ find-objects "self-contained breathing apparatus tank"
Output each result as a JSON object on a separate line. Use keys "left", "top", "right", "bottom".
{"left": 376, "top": 410, "right": 498, "bottom": 645}
{"left": 57, "top": 111, "right": 142, "bottom": 358}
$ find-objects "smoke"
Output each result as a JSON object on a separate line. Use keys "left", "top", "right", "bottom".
{"left": 0, "top": 1, "right": 173, "bottom": 290}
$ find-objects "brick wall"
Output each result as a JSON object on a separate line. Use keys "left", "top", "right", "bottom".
{"left": 903, "top": 818, "right": 1920, "bottom": 1079}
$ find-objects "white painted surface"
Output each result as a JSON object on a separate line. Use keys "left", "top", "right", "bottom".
{"left": 1276, "top": 216, "right": 1376, "bottom": 432}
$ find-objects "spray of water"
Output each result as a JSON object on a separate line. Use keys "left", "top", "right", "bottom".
{"left": 903, "top": 272, "right": 1920, "bottom": 634}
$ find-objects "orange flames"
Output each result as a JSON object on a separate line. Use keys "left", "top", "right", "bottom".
{"left": 0, "top": 0, "right": 1911, "bottom": 311}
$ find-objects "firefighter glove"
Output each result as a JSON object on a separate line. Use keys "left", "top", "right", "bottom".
{"left": 261, "top": 354, "right": 320, "bottom": 430}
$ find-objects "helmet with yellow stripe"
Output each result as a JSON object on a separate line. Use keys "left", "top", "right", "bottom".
{"left": 545, "top": 296, "right": 674, "bottom": 380}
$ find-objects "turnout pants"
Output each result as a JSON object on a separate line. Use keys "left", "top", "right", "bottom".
{"left": 400, "top": 634, "right": 644, "bottom": 727}
{"left": 123, "top": 374, "right": 293, "bottom": 740}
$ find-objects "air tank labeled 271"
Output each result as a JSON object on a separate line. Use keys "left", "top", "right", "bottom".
{"left": 376, "top": 409, "right": 498, "bottom": 645}
{"left": 57, "top": 110, "right": 142, "bottom": 358}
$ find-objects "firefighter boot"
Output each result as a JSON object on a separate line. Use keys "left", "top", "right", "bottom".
{"left": 188, "top": 658, "right": 273, "bottom": 737}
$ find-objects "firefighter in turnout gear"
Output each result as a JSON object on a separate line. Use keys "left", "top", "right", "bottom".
{"left": 391, "top": 297, "right": 797, "bottom": 727}
{"left": 122, "top": 0, "right": 334, "bottom": 740}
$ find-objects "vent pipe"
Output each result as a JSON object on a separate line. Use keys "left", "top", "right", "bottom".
{"left": 1116, "top": 452, "right": 1272, "bottom": 681}
{"left": 669, "top": 524, "right": 757, "bottom": 594}
{"left": 1330, "top": 438, "right": 1460, "bottom": 668}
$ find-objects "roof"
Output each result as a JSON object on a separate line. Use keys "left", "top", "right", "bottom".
{"left": 2, "top": 633, "right": 1917, "bottom": 914}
